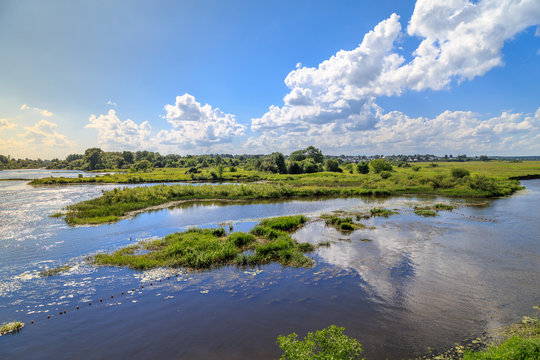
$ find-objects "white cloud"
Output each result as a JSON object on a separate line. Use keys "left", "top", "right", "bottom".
{"left": 246, "top": 107, "right": 540, "bottom": 155}
{"left": 20, "top": 104, "right": 54, "bottom": 117}
{"left": 250, "top": 0, "right": 540, "bottom": 154}
{"left": 0, "top": 118, "right": 16, "bottom": 131}
{"left": 20, "top": 119, "right": 74, "bottom": 147}
{"left": 157, "top": 94, "right": 246, "bottom": 148}
{"left": 86, "top": 109, "right": 151, "bottom": 150}
{"left": 107, "top": 100, "right": 118, "bottom": 106}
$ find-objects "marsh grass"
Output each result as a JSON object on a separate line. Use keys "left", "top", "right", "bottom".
{"left": 414, "top": 203, "right": 455, "bottom": 217}
{"left": 370, "top": 208, "right": 398, "bottom": 217}
{"left": 320, "top": 214, "right": 366, "bottom": 233}
{"left": 39, "top": 265, "right": 72, "bottom": 277}
{"left": 53, "top": 162, "right": 525, "bottom": 225}
{"left": 0, "top": 321, "right": 24, "bottom": 336}
{"left": 94, "top": 215, "right": 315, "bottom": 270}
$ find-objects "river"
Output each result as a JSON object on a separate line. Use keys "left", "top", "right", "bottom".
{"left": 0, "top": 170, "right": 539, "bottom": 359}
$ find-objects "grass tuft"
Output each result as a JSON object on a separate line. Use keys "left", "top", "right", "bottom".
{"left": 0, "top": 321, "right": 24, "bottom": 336}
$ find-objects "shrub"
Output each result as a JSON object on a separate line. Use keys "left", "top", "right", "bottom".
{"left": 356, "top": 161, "right": 369, "bottom": 174}
{"left": 324, "top": 159, "right": 342, "bottom": 172}
{"left": 370, "top": 159, "right": 393, "bottom": 173}
{"left": 277, "top": 325, "right": 364, "bottom": 360}
{"left": 452, "top": 167, "right": 470, "bottom": 178}
{"left": 287, "top": 161, "right": 304, "bottom": 174}
{"left": 227, "top": 232, "right": 255, "bottom": 247}
{"left": 380, "top": 171, "right": 392, "bottom": 179}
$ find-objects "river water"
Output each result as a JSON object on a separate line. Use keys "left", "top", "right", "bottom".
{"left": 0, "top": 170, "right": 539, "bottom": 359}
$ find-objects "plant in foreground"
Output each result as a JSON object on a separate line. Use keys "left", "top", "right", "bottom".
{"left": 0, "top": 321, "right": 24, "bottom": 336}
{"left": 277, "top": 325, "right": 364, "bottom": 360}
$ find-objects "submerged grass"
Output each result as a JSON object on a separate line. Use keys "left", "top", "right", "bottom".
{"left": 0, "top": 321, "right": 24, "bottom": 336}
{"left": 39, "top": 265, "right": 72, "bottom": 277}
{"left": 94, "top": 215, "right": 315, "bottom": 270}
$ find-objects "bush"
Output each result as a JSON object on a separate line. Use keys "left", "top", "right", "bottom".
{"left": 287, "top": 161, "right": 304, "bottom": 174}
{"left": 356, "top": 161, "right": 369, "bottom": 174}
{"left": 324, "top": 159, "right": 342, "bottom": 172}
{"left": 452, "top": 168, "right": 470, "bottom": 178}
{"left": 380, "top": 171, "right": 392, "bottom": 179}
{"left": 370, "top": 159, "right": 393, "bottom": 173}
{"left": 277, "top": 325, "right": 364, "bottom": 360}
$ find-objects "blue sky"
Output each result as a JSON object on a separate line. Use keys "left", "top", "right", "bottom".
{"left": 1, "top": 0, "right": 539, "bottom": 158}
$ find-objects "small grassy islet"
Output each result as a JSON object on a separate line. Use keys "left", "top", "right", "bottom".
{"left": 0, "top": 321, "right": 24, "bottom": 336}
{"left": 39, "top": 265, "right": 72, "bottom": 277}
{"left": 94, "top": 215, "right": 317, "bottom": 270}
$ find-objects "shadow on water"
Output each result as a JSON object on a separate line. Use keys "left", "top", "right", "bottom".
{"left": 0, "top": 175, "right": 539, "bottom": 359}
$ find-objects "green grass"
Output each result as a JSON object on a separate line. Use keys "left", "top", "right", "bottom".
{"left": 0, "top": 321, "right": 24, "bottom": 336}
{"left": 321, "top": 214, "right": 365, "bottom": 232}
{"left": 52, "top": 162, "right": 529, "bottom": 225}
{"left": 370, "top": 208, "right": 398, "bottom": 217}
{"left": 414, "top": 206, "right": 438, "bottom": 217}
{"left": 94, "top": 215, "right": 315, "bottom": 270}
{"left": 39, "top": 265, "right": 72, "bottom": 277}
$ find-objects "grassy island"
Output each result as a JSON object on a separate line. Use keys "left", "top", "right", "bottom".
{"left": 60, "top": 167, "right": 523, "bottom": 225}
{"left": 94, "top": 215, "right": 317, "bottom": 269}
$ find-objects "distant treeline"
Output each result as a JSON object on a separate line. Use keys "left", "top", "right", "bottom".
{"left": 1, "top": 147, "right": 537, "bottom": 172}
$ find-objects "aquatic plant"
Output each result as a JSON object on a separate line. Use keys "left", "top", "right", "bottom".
{"left": 258, "top": 215, "right": 307, "bottom": 231}
{"left": 414, "top": 208, "right": 438, "bottom": 217}
{"left": 276, "top": 324, "right": 364, "bottom": 360}
{"left": 0, "top": 321, "right": 24, "bottom": 336}
{"left": 39, "top": 265, "right": 72, "bottom": 277}
{"left": 433, "top": 203, "right": 455, "bottom": 211}
{"left": 370, "top": 208, "right": 398, "bottom": 217}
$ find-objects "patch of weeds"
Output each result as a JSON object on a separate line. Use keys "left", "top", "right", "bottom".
{"left": 433, "top": 203, "right": 455, "bottom": 211}
{"left": 414, "top": 207, "right": 438, "bottom": 217}
{"left": 0, "top": 321, "right": 24, "bottom": 336}
{"left": 49, "top": 212, "right": 64, "bottom": 218}
{"left": 258, "top": 215, "right": 307, "bottom": 231}
{"left": 370, "top": 208, "right": 398, "bottom": 217}
{"left": 39, "top": 265, "right": 72, "bottom": 277}
{"left": 321, "top": 214, "right": 364, "bottom": 233}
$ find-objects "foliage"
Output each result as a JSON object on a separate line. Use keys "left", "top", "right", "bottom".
{"left": 356, "top": 161, "right": 369, "bottom": 174}
{"left": 276, "top": 325, "right": 364, "bottom": 360}
{"left": 380, "top": 171, "right": 392, "bottom": 179}
{"left": 452, "top": 168, "right": 471, "bottom": 178}
{"left": 0, "top": 321, "right": 24, "bottom": 335}
{"left": 324, "top": 159, "right": 342, "bottom": 172}
{"left": 370, "top": 159, "right": 393, "bottom": 173}
{"left": 370, "top": 208, "right": 398, "bottom": 217}
{"left": 258, "top": 215, "right": 307, "bottom": 231}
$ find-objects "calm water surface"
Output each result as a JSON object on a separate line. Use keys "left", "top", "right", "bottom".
{"left": 0, "top": 170, "right": 539, "bottom": 359}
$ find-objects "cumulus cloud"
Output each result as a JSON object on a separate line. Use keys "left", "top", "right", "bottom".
{"left": 157, "top": 94, "right": 246, "bottom": 147}
{"left": 20, "top": 119, "right": 74, "bottom": 147}
{"left": 86, "top": 109, "right": 151, "bottom": 150}
{"left": 20, "top": 104, "right": 54, "bottom": 117}
{"left": 247, "top": 107, "right": 540, "bottom": 155}
{"left": 0, "top": 118, "right": 16, "bottom": 131}
{"left": 107, "top": 100, "right": 118, "bottom": 106}
{"left": 250, "top": 0, "right": 540, "bottom": 152}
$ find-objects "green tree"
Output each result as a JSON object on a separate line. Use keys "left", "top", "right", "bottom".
{"left": 369, "top": 159, "right": 393, "bottom": 173}
{"left": 277, "top": 325, "right": 364, "bottom": 360}
{"left": 84, "top": 148, "right": 104, "bottom": 170}
{"left": 356, "top": 161, "right": 369, "bottom": 174}
{"left": 324, "top": 159, "right": 342, "bottom": 172}
{"left": 287, "top": 161, "right": 303, "bottom": 174}
{"left": 134, "top": 159, "right": 152, "bottom": 172}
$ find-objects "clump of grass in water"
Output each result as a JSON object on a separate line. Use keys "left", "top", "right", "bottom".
{"left": 433, "top": 203, "right": 455, "bottom": 211}
{"left": 370, "top": 208, "right": 398, "bottom": 217}
{"left": 39, "top": 265, "right": 72, "bottom": 277}
{"left": 0, "top": 321, "right": 24, "bottom": 336}
{"left": 94, "top": 215, "right": 315, "bottom": 270}
{"left": 320, "top": 214, "right": 365, "bottom": 233}
{"left": 414, "top": 206, "right": 438, "bottom": 217}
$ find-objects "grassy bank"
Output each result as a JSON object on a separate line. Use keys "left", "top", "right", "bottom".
{"left": 61, "top": 169, "right": 522, "bottom": 225}
{"left": 94, "top": 215, "right": 317, "bottom": 269}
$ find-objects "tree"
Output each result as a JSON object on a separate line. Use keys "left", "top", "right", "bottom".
{"left": 303, "top": 160, "right": 319, "bottom": 173}
{"left": 134, "top": 159, "right": 152, "bottom": 172}
{"left": 324, "top": 159, "right": 342, "bottom": 172}
{"left": 305, "top": 146, "right": 324, "bottom": 164}
{"left": 277, "top": 325, "right": 364, "bottom": 360}
{"left": 356, "top": 161, "right": 369, "bottom": 174}
{"left": 84, "top": 148, "right": 104, "bottom": 170}
{"left": 369, "top": 159, "right": 392, "bottom": 173}
{"left": 287, "top": 161, "right": 303, "bottom": 174}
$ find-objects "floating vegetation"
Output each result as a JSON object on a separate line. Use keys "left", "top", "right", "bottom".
{"left": 433, "top": 203, "right": 456, "bottom": 211}
{"left": 49, "top": 212, "right": 64, "bottom": 218}
{"left": 414, "top": 206, "right": 438, "bottom": 217}
{"left": 320, "top": 214, "right": 365, "bottom": 233}
{"left": 359, "top": 238, "right": 372, "bottom": 242}
{"left": 94, "top": 215, "right": 315, "bottom": 270}
{"left": 370, "top": 208, "right": 398, "bottom": 217}
{"left": 0, "top": 321, "right": 24, "bottom": 336}
{"left": 39, "top": 265, "right": 72, "bottom": 277}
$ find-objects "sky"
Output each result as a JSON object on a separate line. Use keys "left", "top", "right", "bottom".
{"left": 1, "top": 0, "right": 540, "bottom": 159}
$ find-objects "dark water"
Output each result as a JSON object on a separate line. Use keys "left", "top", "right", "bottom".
{"left": 0, "top": 172, "right": 539, "bottom": 359}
